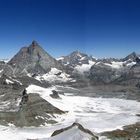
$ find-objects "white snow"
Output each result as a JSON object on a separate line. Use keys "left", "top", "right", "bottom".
{"left": 35, "top": 68, "right": 73, "bottom": 83}
{"left": 27, "top": 73, "right": 32, "bottom": 77}
{"left": 74, "top": 60, "right": 95, "bottom": 74}
{"left": 126, "top": 61, "right": 136, "bottom": 67}
{"left": 5, "top": 79, "right": 14, "bottom": 84}
{"left": 77, "top": 52, "right": 82, "bottom": 58}
{"left": 49, "top": 68, "right": 61, "bottom": 75}
{"left": 0, "top": 97, "right": 21, "bottom": 112}
{"left": 80, "top": 56, "right": 86, "bottom": 61}
{"left": 0, "top": 69, "right": 3, "bottom": 73}
{"left": 26, "top": 85, "right": 140, "bottom": 133}
{"left": 40, "top": 126, "right": 94, "bottom": 140}
{"left": 1, "top": 85, "right": 140, "bottom": 140}
{"left": 104, "top": 61, "right": 124, "bottom": 69}
{"left": 63, "top": 62, "right": 70, "bottom": 66}
{"left": 0, "top": 59, "right": 9, "bottom": 63}
{"left": 104, "top": 60, "right": 136, "bottom": 69}
{"left": 13, "top": 79, "right": 23, "bottom": 85}
{"left": 0, "top": 69, "right": 3, "bottom": 77}
{"left": 56, "top": 57, "right": 64, "bottom": 61}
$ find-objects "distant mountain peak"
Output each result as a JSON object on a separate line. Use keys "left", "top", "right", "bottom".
{"left": 128, "top": 51, "right": 137, "bottom": 57}
{"left": 8, "top": 41, "right": 62, "bottom": 76}
{"left": 71, "top": 50, "right": 81, "bottom": 54}
{"left": 32, "top": 40, "right": 39, "bottom": 46}
{"left": 123, "top": 51, "right": 138, "bottom": 61}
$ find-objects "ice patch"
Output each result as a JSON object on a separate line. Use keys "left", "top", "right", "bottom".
{"left": 35, "top": 68, "right": 73, "bottom": 83}
{"left": 6, "top": 79, "right": 14, "bottom": 84}
{"left": 0, "top": 69, "right": 3, "bottom": 73}
{"left": 74, "top": 60, "right": 95, "bottom": 74}
{"left": 1, "top": 85, "right": 140, "bottom": 140}
{"left": 56, "top": 57, "right": 64, "bottom": 61}
{"left": 26, "top": 85, "right": 140, "bottom": 133}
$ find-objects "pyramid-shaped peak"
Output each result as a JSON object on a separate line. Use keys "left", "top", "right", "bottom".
{"left": 128, "top": 51, "right": 137, "bottom": 56}
{"left": 31, "top": 40, "right": 39, "bottom": 46}
{"left": 122, "top": 51, "right": 138, "bottom": 61}
{"left": 71, "top": 50, "right": 82, "bottom": 55}
{"left": 126, "top": 51, "right": 137, "bottom": 59}
{"left": 8, "top": 41, "right": 62, "bottom": 75}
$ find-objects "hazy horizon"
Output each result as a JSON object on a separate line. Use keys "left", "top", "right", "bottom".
{"left": 0, "top": 0, "right": 140, "bottom": 59}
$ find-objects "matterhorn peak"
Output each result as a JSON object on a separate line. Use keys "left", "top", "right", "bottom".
{"left": 8, "top": 41, "right": 62, "bottom": 76}
{"left": 32, "top": 40, "right": 39, "bottom": 46}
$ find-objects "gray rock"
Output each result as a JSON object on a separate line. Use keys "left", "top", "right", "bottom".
{"left": 0, "top": 93, "right": 65, "bottom": 127}
{"left": 121, "top": 52, "right": 139, "bottom": 62}
{"left": 8, "top": 41, "right": 63, "bottom": 76}
{"left": 90, "top": 62, "right": 120, "bottom": 84}
{"left": 50, "top": 90, "right": 61, "bottom": 99}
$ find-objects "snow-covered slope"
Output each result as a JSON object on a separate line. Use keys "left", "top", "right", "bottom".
{"left": 74, "top": 60, "right": 95, "bottom": 74}
{"left": 35, "top": 68, "right": 74, "bottom": 83}
{"left": 26, "top": 85, "right": 140, "bottom": 133}
{"left": 39, "top": 123, "right": 98, "bottom": 140}
{"left": 0, "top": 84, "right": 140, "bottom": 140}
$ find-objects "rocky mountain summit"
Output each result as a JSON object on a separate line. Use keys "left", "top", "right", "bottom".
{"left": 8, "top": 41, "right": 62, "bottom": 76}
{"left": 57, "top": 51, "right": 95, "bottom": 67}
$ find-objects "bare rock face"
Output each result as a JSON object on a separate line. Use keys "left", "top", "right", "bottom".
{"left": 0, "top": 93, "right": 65, "bottom": 127}
{"left": 50, "top": 90, "right": 61, "bottom": 99}
{"left": 113, "top": 61, "right": 140, "bottom": 87}
{"left": 90, "top": 62, "right": 119, "bottom": 84}
{"left": 121, "top": 52, "right": 138, "bottom": 62}
{"left": 8, "top": 41, "right": 62, "bottom": 76}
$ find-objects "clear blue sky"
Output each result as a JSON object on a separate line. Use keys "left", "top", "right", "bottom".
{"left": 0, "top": 0, "right": 140, "bottom": 59}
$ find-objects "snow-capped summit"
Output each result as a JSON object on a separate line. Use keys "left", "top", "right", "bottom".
{"left": 58, "top": 51, "right": 96, "bottom": 75}
{"left": 58, "top": 51, "right": 95, "bottom": 67}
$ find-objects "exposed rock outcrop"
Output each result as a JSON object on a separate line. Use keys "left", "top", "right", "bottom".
{"left": 0, "top": 92, "right": 65, "bottom": 127}
{"left": 50, "top": 90, "right": 61, "bottom": 99}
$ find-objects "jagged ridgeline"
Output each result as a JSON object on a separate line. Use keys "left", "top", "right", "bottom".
{"left": 7, "top": 41, "right": 63, "bottom": 76}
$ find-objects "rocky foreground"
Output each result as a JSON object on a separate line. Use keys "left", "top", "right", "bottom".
{"left": 102, "top": 123, "right": 140, "bottom": 140}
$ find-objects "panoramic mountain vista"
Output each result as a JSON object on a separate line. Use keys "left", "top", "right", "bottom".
{"left": 0, "top": 41, "right": 140, "bottom": 140}
{"left": 1, "top": 0, "right": 140, "bottom": 139}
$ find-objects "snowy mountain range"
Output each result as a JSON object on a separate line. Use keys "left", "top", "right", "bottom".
{"left": 0, "top": 41, "right": 140, "bottom": 140}
{"left": 0, "top": 41, "right": 140, "bottom": 86}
